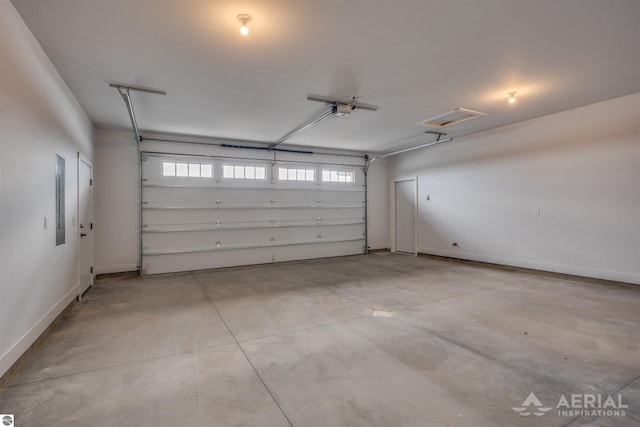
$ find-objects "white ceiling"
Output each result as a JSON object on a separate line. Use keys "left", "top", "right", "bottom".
{"left": 11, "top": 0, "right": 640, "bottom": 153}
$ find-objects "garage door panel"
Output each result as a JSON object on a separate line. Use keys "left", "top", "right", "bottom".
{"left": 143, "top": 223, "right": 364, "bottom": 251}
{"left": 316, "top": 223, "right": 364, "bottom": 240}
{"left": 271, "top": 240, "right": 365, "bottom": 263}
{"left": 143, "top": 186, "right": 364, "bottom": 207}
{"left": 143, "top": 207, "right": 364, "bottom": 227}
{"left": 143, "top": 248, "right": 275, "bottom": 275}
{"left": 143, "top": 240, "right": 364, "bottom": 275}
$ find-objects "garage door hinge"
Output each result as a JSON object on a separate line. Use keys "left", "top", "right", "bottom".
{"left": 90, "top": 179, "right": 93, "bottom": 186}
{"left": 90, "top": 223, "right": 93, "bottom": 230}
{"left": 90, "top": 266, "right": 93, "bottom": 273}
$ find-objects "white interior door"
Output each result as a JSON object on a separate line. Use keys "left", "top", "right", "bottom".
{"left": 395, "top": 179, "right": 416, "bottom": 254}
{"left": 78, "top": 158, "right": 93, "bottom": 295}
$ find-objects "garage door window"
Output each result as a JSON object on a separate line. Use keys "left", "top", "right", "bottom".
{"left": 322, "top": 170, "right": 355, "bottom": 183}
{"left": 223, "top": 165, "right": 266, "bottom": 180}
{"left": 162, "top": 162, "right": 212, "bottom": 178}
{"left": 278, "top": 167, "right": 315, "bottom": 182}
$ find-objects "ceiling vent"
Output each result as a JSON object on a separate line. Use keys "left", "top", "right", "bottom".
{"left": 415, "top": 108, "right": 487, "bottom": 128}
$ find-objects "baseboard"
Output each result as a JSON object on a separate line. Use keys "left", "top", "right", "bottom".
{"left": 367, "top": 242, "right": 391, "bottom": 251}
{"left": 95, "top": 263, "right": 138, "bottom": 275}
{"left": 418, "top": 248, "right": 640, "bottom": 286}
{"left": 0, "top": 285, "right": 78, "bottom": 382}
{"left": 95, "top": 270, "right": 139, "bottom": 282}
{"left": 368, "top": 248, "right": 391, "bottom": 254}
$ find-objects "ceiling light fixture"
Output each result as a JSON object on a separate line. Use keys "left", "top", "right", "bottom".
{"left": 237, "top": 14, "right": 251, "bottom": 36}
{"left": 508, "top": 91, "right": 517, "bottom": 104}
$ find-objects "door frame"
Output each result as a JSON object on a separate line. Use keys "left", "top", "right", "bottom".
{"left": 391, "top": 177, "right": 418, "bottom": 255}
{"left": 77, "top": 153, "right": 94, "bottom": 300}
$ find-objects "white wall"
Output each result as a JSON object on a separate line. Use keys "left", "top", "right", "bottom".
{"left": 0, "top": 0, "right": 94, "bottom": 377}
{"left": 94, "top": 131, "right": 390, "bottom": 273}
{"left": 390, "top": 92, "right": 640, "bottom": 284}
{"left": 366, "top": 158, "right": 390, "bottom": 250}
{"left": 94, "top": 129, "right": 139, "bottom": 274}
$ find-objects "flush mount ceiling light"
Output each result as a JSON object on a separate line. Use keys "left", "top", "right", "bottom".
{"left": 508, "top": 91, "right": 517, "bottom": 104}
{"left": 237, "top": 14, "right": 251, "bottom": 36}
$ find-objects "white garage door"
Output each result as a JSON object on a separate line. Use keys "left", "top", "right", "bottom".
{"left": 141, "top": 152, "right": 366, "bottom": 274}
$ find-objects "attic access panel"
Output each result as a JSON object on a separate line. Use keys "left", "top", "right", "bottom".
{"left": 415, "top": 108, "right": 486, "bottom": 128}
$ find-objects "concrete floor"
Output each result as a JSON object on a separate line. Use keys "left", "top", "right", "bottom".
{"left": 1, "top": 253, "right": 639, "bottom": 427}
